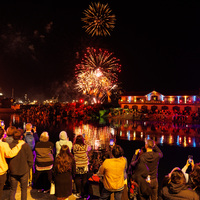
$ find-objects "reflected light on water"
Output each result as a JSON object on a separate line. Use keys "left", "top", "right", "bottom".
{"left": 193, "top": 138, "right": 196, "bottom": 147}
{"left": 133, "top": 131, "right": 136, "bottom": 139}
{"left": 177, "top": 135, "right": 180, "bottom": 146}
{"left": 120, "top": 130, "right": 122, "bottom": 136}
{"left": 184, "top": 136, "right": 187, "bottom": 147}
{"left": 9, "top": 114, "right": 200, "bottom": 148}
{"left": 141, "top": 132, "right": 143, "bottom": 139}
{"left": 74, "top": 124, "right": 112, "bottom": 149}
{"left": 110, "top": 119, "right": 200, "bottom": 147}
{"left": 127, "top": 131, "right": 130, "bottom": 141}
{"left": 160, "top": 135, "right": 164, "bottom": 144}
{"left": 169, "top": 134, "right": 173, "bottom": 144}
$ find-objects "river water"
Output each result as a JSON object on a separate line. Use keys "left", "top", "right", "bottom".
{"left": 1, "top": 112, "right": 200, "bottom": 186}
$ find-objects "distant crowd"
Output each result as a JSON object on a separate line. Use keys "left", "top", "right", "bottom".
{"left": 18, "top": 104, "right": 200, "bottom": 126}
{"left": 19, "top": 104, "right": 103, "bottom": 126}
{"left": 0, "top": 122, "right": 200, "bottom": 200}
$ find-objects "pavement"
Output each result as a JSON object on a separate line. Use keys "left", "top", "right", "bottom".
{"left": 2, "top": 184, "right": 77, "bottom": 200}
{"left": 2, "top": 183, "right": 114, "bottom": 200}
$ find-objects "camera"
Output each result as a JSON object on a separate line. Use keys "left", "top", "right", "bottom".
{"left": 188, "top": 155, "right": 193, "bottom": 164}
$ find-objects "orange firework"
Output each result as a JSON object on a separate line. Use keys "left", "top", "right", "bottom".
{"left": 82, "top": 2, "right": 116, "bottom": 37}
{"left": 75, "top": 47, "right": 121, "bottom": 103}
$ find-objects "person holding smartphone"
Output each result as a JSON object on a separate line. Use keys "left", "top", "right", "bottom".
{"left": 182, "top": 155, "right": 195, "bottom": 183}
{"left": 32, "top": 125, "right": 39, "bottom": 144}
{"left": 159, "top": 168, "right": 199, "bottom": 200}
{"left": 139, "top": 139, "right": 163, "bottom": 200}
{"left": 181, "top": 156, "right": 200, "bottom": 197}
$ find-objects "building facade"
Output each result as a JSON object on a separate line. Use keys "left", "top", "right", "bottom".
{"left": 119, "top": 90, "right": 200, "bottom": 112}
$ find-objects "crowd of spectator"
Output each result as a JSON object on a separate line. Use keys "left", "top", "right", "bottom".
{"left": 0, "top": 121, "right": 200, "bottom": 200}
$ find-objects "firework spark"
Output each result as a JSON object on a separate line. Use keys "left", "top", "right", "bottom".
{"left": 82, "top": 2, "right": 116, "bottom": 37}
{"left": 75, "top": 47, "right": 121, "bottom": 102}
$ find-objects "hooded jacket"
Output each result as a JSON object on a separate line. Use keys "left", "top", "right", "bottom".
{"left": 9, "top": 140, "right": 33, "bottom": 176}
{"left": 159, "top": 182, "right": 199, "bottom": 200}
{"left": 129, "top": 153, "right": 152, "bottom": 198}
{"left": 55, "top": 131, "right": 72, "bottom": 156}
{"left": 140, "top": 145, "right": 163, "bottom": 179}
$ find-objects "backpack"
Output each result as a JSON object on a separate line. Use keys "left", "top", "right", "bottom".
{"left": 25, "top": 132, "right": 35, "bottom": 150}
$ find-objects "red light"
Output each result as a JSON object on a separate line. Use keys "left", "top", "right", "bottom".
{"left": 179, "top": 100, "right": 182, "bottom": 103}
{"left": 188, "top": 99, "right": 192, "bottom": 103}
{"left": 79, "top": 99, "right": 84, "bottom": 103}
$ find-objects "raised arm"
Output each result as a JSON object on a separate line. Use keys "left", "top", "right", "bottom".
{"left": 153, "top": 144, "right": 163, "bottom": 158}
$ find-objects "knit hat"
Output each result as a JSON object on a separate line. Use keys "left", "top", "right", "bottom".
{"left": 59, "top": 131, "right": 68, "bottom": 140}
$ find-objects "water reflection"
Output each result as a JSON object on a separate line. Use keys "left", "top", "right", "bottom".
{"left": 109, "top": 118, "right": 200, "bottom": 147}
{"left": 74, "top": 124, "right": 114, "bottom": 150}
{"left": 4, "top": 113, "right": 200, "bottom": 148}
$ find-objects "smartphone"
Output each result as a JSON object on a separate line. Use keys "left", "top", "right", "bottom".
{"left": 110, "top": 139, "right": 114, "bottom": 146}
{"left": 146, "top": 175, "right": 150, "bottom": 182}
{"left": 1, "top": 120, "right": 4, "bottom": 126}
{"left": 188, "top": 155, "right": 193, "bottom": 164}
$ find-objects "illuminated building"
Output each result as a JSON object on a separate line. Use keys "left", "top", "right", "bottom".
{"left": 119, "top": 90, "right": 200, "bottom": 112}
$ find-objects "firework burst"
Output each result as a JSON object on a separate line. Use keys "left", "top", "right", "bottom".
{"left": 75, "top": 47, "right": 121, "bottom": 102}
{"left": 82, "top": 2, "right": 116, "bottom": 37}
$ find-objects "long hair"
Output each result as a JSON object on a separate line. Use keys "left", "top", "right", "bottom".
{"left": 54, "top": 145, "right": 74, "bottom": 173}
{"left": 73, "top": 135, "right": 85, "bottom": 146}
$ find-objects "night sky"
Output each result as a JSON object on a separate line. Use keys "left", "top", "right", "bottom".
{"left": 0, "top": 1, "right": 200, "bottom": 100}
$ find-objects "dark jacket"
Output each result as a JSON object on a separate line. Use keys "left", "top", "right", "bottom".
{"left": 35, "top": 141, "right": 54, "bottom": 167}
{"left": 33, "top": 132, "right": 39, "bottom": 143}
{"left": 128, "top": 153, "right": 149, "bottom": 178}
{"left": 187, "top": 175, "right": 200, "bottom": 198}
{"left": 9, "top": 140, "right": 33, "bottom": 176}
{"left": 159, "top": 182, "right": 199, "bottom": 200}
{"left": 140, "top": 145, "right": 163, "bottom": 179}
{"left": 129, "top": 153, "right": 152, "bottom": 199}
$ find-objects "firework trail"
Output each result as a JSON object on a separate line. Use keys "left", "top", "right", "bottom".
{"left": 82, "top": 2, "right": 116, "bottom": 37}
